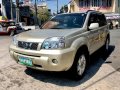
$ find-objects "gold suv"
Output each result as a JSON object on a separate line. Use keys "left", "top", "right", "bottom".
{"left": 9, "top": 10, "right": 110, "bottom": 79}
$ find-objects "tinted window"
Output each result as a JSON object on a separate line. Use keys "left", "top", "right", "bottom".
{"left": 88, "top": 13, "right": 107, "bottom": 27}
{"left": 97, "top": 14, "right": 107, "bottom": 26}
{"left": 42, "top": 13, "right": 87, "bottom": 29}
{"left": 88, "top": 13, "right": 98, "bottom": 26}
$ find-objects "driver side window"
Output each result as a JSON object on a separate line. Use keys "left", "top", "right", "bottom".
{"left": 88, "top": 13, "right": 98, "bottom": 27}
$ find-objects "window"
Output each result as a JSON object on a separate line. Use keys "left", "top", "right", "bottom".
{"left": 88, "top": 13, "right": 98, "bottom": 26}
{"left": 97, "top": 14, "right": 107, "bottom": 27}
{"left": 42, "top": 13, "right": 87, "bottom": 29}
{"left": 79, "top": 0, "right": 112, "bottom": 7}
{"left": 88, "top": 13, "right": 107, "bottom": 27}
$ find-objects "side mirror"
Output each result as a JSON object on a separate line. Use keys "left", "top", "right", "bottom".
{"left": 89, "top": 23, "right": 99, "bottom": 30}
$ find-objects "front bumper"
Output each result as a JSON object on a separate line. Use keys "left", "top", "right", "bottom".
{"left": 9, "top": 44, "right": 75, "bottom": 71}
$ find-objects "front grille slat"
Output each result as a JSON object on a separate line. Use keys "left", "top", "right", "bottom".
{"left": 18, "top": 41, "right": 38, "bottom": 50}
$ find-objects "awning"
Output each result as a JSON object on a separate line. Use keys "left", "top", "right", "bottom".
{"left": 105, "top": 13, "right": 120, "bottom": 20}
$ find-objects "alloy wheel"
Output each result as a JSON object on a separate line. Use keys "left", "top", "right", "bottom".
{"left": 77, "top": 54, "right": 86, "bottom": 76}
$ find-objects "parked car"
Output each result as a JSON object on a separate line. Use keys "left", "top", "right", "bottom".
{"left": 9, "top": 10, "right": 110, "bottom": 79}
{"left": 10, "top": 23, "right": 40, "bottom": 36}
{"left": 14, "top": 23, "right": 25, "bottom": 35}
{"left": 19, "top": 22, "right": 39, "bottom": 31}
{"left": 0, "top": 20, "right": 16, "bottom": 36}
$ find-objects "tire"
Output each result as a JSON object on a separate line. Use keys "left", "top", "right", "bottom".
{"left": 69, "top": 50, "right": 89, "bottom": 80}
{"left": 26, "top": 67, "right": 35, "bottom": 71}
{"left": 102, "top": 37, "right": 110, "bottom": 53}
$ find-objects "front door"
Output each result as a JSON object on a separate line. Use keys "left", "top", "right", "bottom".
{"left": 87, "top": 13, "right": 100, "bottom": 54}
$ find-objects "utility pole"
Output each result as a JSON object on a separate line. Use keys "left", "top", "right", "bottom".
{"left": 57, "top": 0, "right": 58, "bottom": 14}
{"left": 16, "top": 0, "right": 19, "bottom": 23}
{"left": 10, "top": 0, "right": 13, "bottom": 20}
{"left": 35, "top": 0, "right": 38, "bottom": 25}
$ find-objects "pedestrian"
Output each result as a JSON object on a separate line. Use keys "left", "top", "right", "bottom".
{"left": 115, "top": 21, "right": 119, "bottom": 29}
{"left": 109, "top": 21, "right": 113, "bottom": 29}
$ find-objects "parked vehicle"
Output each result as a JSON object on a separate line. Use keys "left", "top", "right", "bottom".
{"left": 9, "top": 10, "right": 110, "bottom": 79}
{"left": 10, "top": 23, "right": 39, "bottom": 36}
{"left": 19, "top": 22, "right": 39, "bottom": 30}
{"left": 109, "top": 21, "right": 113, "bottom": 29}
{"left": 14, "top": 23, "right": 25, "bottom": 35}
{"left": 0, "top": 20, "right": 16, "bottom": 36}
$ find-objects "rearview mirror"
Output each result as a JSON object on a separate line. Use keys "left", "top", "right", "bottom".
{"left": 89, "top": 23, "right": 99, "bottom": 30}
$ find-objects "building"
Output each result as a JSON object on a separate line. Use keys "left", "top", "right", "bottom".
{"left": 0, "top": 0, "right": 36, "bottom": 25}
{"left": 68, "top": 0, "right": 120, "bottom": 27}
{"left": 69, "top": 0, "right": 120, "bottom": 13}
{"left": 0, "top": 0, "right": 16, "bottom": 20}
{"left": 37, "top": 2, "right": 47, "bottom": 9}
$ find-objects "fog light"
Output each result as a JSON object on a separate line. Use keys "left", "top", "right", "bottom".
{"left": 52, "top": 59, "right": 58, "bottom": 64}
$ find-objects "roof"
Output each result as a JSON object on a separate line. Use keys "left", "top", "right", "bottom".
{"left": 58, "top": 10, "right": 102, "bottom": 15}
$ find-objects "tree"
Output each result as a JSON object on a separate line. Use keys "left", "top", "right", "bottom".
{"left": 60, "top": 5, "right": 68, "bottom": 13}
{"left": 37, "top": 8, "right": 51, "bottom": 24}
{"left": 60, "top": 6, "right": 64, "bottom": 13}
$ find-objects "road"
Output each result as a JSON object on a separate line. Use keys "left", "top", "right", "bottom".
{"left": 0, "top": 30, "right": 120, "bottom": 90}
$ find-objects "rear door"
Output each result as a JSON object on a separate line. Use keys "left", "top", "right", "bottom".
{"left": 97, "top": 14, "right": 108, "bottom": 47}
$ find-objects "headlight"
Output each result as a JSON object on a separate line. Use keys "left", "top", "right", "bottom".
{"left": 12, "top": 35, "right": 18, "bottom": 45}
{"left": 41, "top": 37, "right": 65, "bottom": 49}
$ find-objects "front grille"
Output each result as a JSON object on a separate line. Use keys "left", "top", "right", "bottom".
{"left": 18, "top": 41, "right": 38, "bottom": 50}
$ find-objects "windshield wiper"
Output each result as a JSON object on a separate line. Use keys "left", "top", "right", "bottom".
{"left": 50, "top": 27, "right": 62, "bottom": 29}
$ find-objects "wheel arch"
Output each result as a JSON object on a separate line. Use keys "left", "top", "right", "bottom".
{"left": 70, "top": 45, "right": 90, "bottom": 70}
{"left": 76, "top": 45, "right": 90, "bottom": 60}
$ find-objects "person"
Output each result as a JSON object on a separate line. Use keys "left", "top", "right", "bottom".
{"left": 115, "top": 21, "right": 119, "bottom": 29}
{"left": 109, "top": 21, "right": 113, "bottom": 29}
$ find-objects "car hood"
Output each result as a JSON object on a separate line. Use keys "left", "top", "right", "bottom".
{"left": 17, "top": 29, "right": 83, "bottom": 42}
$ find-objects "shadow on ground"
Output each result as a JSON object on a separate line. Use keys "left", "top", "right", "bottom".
{"left": 25, "top": 45, "right": 115, "bottom": 87}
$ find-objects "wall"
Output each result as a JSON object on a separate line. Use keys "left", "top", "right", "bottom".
{"left": 70, "top": 0, "right": 118, "bottom": 13}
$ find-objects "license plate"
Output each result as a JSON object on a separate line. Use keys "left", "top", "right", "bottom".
{"left": 18, "top": 56, "right": 33, "bottom": 66}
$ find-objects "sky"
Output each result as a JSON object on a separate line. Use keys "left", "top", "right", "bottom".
{"left": 0, "top": 0, "right": 70, "bottom": 13}
{"left": 17, "top": 0, "right": 70, "bottom": 13}
{"left": 33, "top": 0, "right": 70, "bottom": 13}
{"left": 44, "top": 0, "right": 70, "bottom": 13}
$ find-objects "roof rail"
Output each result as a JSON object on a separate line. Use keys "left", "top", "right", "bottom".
{"left": 86, "top": 10, "right": 96, "bottom": 13}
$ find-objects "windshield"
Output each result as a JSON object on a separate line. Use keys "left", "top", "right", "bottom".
{"left": 42, "top": 13, "right": 87, "bottom": 29}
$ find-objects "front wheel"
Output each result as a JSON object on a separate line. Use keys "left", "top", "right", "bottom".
{"left": 102, "top": 37, "right": 110, "bottom": 53}
{"left": 69, "top": 51, "right": 88, "bottom": 80}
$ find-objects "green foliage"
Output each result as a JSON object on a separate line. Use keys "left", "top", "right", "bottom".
{"left": 60, "top": 6, "right": 64, "bottom": 13}
{"left": 37, "top": 8, "right": 51, "bottom": 24}
{"left": 60, "top": 5, "right": 68, "bottom": 13}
